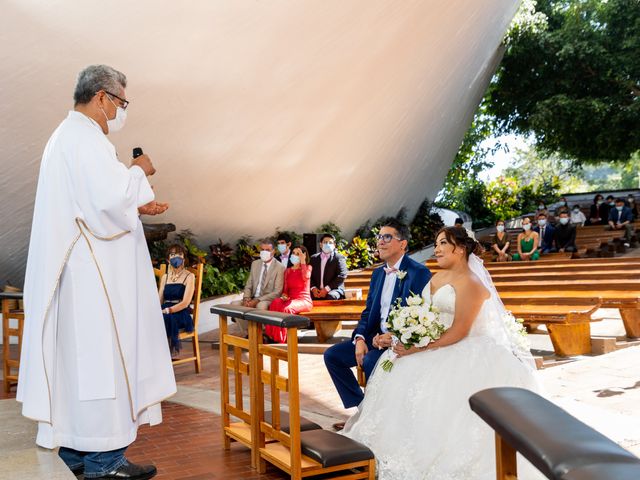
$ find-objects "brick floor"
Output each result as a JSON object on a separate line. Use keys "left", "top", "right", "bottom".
{"left": 128, "top": 402, "right": 289, "bottom": 480}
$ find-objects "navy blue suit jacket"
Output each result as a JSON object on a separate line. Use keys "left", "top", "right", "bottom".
{"left": 534, "top": 224, "right": 555, "bottom": 250}
{"left": 609, "top": 206, "right": 633, "bottom": 224}
{"left": 352, "top": 255, "right": 432, "bottom": 341}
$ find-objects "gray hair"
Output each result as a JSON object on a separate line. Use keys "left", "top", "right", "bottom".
{"left": 258, "top": 238, "right": 275, "bottom": 248}
{"left": 73, "top": 65, "right": 127, "bottom": 105}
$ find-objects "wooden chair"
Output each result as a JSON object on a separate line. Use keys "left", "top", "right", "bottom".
{"left": 153, "top": 263, "right": 167, "bottom": 287}
{"left": 156, "top": 262, "right": 204, "bottom": 373}
{"left": 173, "top": 263, "right": 204, "bottom": 373}
{"left": 1, "top": 291, "right": 24, "bottom": 393}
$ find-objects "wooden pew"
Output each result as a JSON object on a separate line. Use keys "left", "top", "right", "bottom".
{"left": 303, "top": 303, "right": 364, "bottom": 342}
{"left": 501, "top": 297, "right": 602, "bottom": 356}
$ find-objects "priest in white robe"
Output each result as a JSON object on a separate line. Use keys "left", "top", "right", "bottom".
{"left": 17, "top": 65, "right": 176, "bottom": 480}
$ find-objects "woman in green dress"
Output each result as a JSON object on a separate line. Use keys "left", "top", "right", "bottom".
{"left": 512, "top": 217, "right": 540, "bottom": 261}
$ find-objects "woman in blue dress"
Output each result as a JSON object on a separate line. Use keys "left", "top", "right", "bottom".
{"left": 158, "top": 245, "right": 195, "bottom": 358}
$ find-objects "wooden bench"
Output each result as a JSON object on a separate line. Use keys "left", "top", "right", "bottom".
{"left": 1, "top": 291, "right": 24, "bottom": 393}
{"left": 469, "top": 387, "right": 640, "bottom": 480}
{"left": 495, "top": 279, "right": 640, "bottom": 338}
{"left": 502, "top": 297, "right": 602, "bottom": 356}
{"left": 302, "top": 304, "right": 364, "bottom": 342}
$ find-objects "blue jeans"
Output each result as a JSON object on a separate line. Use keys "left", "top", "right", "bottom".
{"left": 58, "top": 446, "right": 128, "bottom": 478}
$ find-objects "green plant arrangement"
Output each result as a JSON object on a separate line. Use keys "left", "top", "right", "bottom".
{"left": 338, "top": 236, "right": 375, "bottom": 270}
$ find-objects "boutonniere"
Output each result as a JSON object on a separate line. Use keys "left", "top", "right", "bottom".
{"left": 396, "top": 270, "right": 407, "bottom": 281}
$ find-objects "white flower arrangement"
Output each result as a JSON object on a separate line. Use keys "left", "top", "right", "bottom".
{"left": 396, "top": 269, "right": 407, "bottom": 280}
{"left": 503, "top": 311, "right": 531, "bottom": 353}
{"left": 380, "top": 293, "right": 446, "bottom": 372}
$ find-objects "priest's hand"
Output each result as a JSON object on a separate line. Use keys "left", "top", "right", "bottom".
{"left": 132, "top": 154, "right": 156, "bottom": 176}
{"left": 138, "top": 201, "right": 169, "bottom": 216}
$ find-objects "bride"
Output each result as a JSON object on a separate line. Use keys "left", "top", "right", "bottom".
{"left": 342, "top": 226, "right": 540, "bottom": 479}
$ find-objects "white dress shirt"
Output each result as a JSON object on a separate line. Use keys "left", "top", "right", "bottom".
{"left": 354, "top": 255, "right": 404, "bottom": 343}
{"left": 254, "top": 261, "right": 271, "bottom": 297}
{"left": 279, "top": 253, "right": 290, "bottom": 267}
{"left": 379, "top": 256, "right": 404, "bottom": 333}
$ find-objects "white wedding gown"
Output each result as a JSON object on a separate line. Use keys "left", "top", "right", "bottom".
{"left": 342, "top": 281, "right": 541, "bottom": 480}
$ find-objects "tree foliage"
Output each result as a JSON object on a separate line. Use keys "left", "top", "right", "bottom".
{"left": 489, "top": 0, "right": 640, "bottom": 163}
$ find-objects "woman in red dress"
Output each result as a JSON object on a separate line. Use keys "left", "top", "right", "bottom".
{"left": 265, "top": 245, "right": 313, "bottom": 343}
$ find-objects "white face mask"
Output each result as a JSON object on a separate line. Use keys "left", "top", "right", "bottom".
{"left": 102, "top": 95, "right": 127, "bottom": 133}
{"left": 523, "top": 224, "right": 531, "bottom": 231}
{"left": 538, "top": 219, "right": 547, "bottom": 227}
{"left": 559, "top": 217, "right": 569, "bottom": 225}
{"left": 259, "top": 250, "right": 272, "bottom": 262}
{"left": 496, "top": 225, "right": 505, "bottom": 233}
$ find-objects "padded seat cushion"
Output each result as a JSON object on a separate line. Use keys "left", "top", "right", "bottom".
{"left": 469, "top": 388, "right": 640, "bottom": 478}
{"left": 561, "top": 462, "right": 640, "bottom": 480}
{"left": 244, "top": 309, "right": 310, "bottom": 328}
{"left": 300, "top": 429, "right": 374, "bottom": 468}
{"left": 210, "top": 304, "right": 255, "bottom": 319}
{"left": 264, "top": 411, "right": 321, "bottom": 434}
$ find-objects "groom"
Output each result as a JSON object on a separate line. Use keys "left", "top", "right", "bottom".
{"left": 324, "top": 218, "right": 431, "bottom": 422}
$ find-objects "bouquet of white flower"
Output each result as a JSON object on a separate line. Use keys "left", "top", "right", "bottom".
{"left": 503, "top": 311, "right": 530, "bottom": 354}
{"left": 380, "top": 293, "right": 446, "bottom": 372}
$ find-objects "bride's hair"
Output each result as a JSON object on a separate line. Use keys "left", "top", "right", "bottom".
{"left": 436, "top": 226, "right": 483, "bottom": 259}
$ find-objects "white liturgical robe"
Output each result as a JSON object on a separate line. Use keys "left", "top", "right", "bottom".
{"left": 17, "top": 111, "right": 177, "bottom": 451}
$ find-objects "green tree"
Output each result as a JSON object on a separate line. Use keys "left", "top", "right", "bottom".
{"left": 489, "top": 0, "right": 640, "bottom": 163}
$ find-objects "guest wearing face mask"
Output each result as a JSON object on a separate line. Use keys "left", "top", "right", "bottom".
{"left": 275, "top": 233, "right": 294, "bottom": 268}
{"left": 159, "top": 245, "right": 196, "bottom": 358}
{"left": 608, "top": 198, "right": 634, "bottom": 248}
{"left": 535, "top": 201, "right": 549, "bottom": 219}
{"left": 230, "top": 239, "right": 285, "bottom": 337}
{"left": 491, "top": 220, "right": 511, "bottom": 262}
{"left": 512, "top": 217, "right": 540, "bottom": 261}
{"left": 627, "top": 194, "right": 638, "bottom": 221}
{"left": 533, "top": 213, "right": 556, "bottom": 254}
{"left": 570, "top": 204, "right": 587, "bottom": 226}
{"left": 601, "top": 195, "right": 616, "bottom": 225}
{"left": 587, "top": 194, "right": 606, "bottom": 226}
{"left": 310, "top": 233, "right": 348, "bottom": 300}
{"left": 265, "top": 246, "right": 313, "bottom": 343}
{"left": 553, "top": 211, "right": 577, "bottom": 253}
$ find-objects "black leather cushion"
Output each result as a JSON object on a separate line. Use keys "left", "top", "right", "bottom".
{"left": 264, "top": 410, "right": 322, "bottom": 434}
{"left": 244, "top": 309, "right": 310, "bottom": 328}
{"left": 469, "top": 388, "right": 640, "bottom": 479}
{"left": 210, "top": 304, "right": 255, "bottom": 319}
{"left": 562, "top": 462, "right": 640, "bottom": 479}
{"left": 300, "top": 429, "right": 374, "bottom": 468}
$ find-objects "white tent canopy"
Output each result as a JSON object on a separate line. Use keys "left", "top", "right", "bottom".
{"left": 0, "top": 0, "right": 519, "bottom": 285}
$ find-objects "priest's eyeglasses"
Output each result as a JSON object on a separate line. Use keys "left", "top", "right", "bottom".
{"left": 375, "top": 233, "right": 402, "bottom": 244}
{"left": 104, "top": 91, "right": 130, "bottom": 110}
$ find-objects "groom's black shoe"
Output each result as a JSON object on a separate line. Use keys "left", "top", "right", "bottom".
{"left": 332, "top": 422, "right": 345, "bottom": 431}
{"left": 93, "top": 462, "right": 157, "bottom": 479}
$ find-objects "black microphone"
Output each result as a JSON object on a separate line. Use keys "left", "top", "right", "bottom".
{"left": 132, "top": 147, "right": 144, "bottom": 158}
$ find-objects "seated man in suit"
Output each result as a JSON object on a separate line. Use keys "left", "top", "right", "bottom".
{"left": 230, "top": 238, "right": 285, "bottom": 336}
{"left": 310, "top": 233, "right": 348, "bottom": 300}
{"left": 275, "top": 233, "right": 294, "bottom": 268}
{"left": 608, "top": 198, "right": 635, "bottom": 247}
{"left": 324, "top": 219, "right": 431, "bottom": 428}
{"left": 553, "top": 210, "right": 577, "bottom": 253}
{"left": 533, "top": 212, "right": 556, "bottom": 254}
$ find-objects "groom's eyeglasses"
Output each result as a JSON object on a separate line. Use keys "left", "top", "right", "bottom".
{"left": 375, "top": 234, "right": 402, "bottom": 244}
